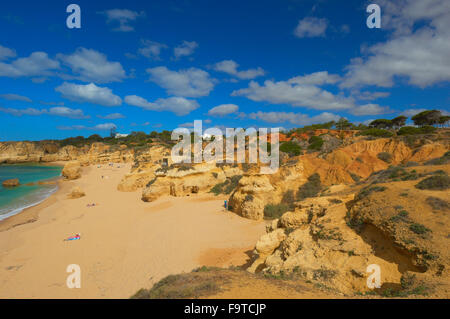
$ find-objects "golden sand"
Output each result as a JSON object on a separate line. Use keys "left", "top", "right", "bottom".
{"left": 0, "top": 163, "right": 265, "bottom": 298}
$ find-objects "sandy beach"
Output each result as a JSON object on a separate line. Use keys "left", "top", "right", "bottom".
{"left": 0, "top": 163, "right": 266, "bottom": 298}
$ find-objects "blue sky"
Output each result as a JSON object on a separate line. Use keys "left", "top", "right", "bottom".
{"left": 0, "top": 0, "right": 449, "bottom": 141}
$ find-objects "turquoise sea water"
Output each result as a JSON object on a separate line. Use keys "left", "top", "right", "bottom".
{"left": 0, "top": 164, "right": 63, "bottom": 220}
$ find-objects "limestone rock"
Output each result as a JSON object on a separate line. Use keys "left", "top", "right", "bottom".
{"left": 255, "top": 228, "right": 286, "bottom": 257}
{"left": 67, "top": 187, "right": 85, "bottom": 199}
{"left": 2, "top": 178, "right": 20, "bottom": 187}
{"left": 62, "top": 161, "right": 81, "bottom": 180}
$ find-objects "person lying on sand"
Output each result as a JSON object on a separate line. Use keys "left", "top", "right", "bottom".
{"left": 64, "top": 233, "right": 81, "bottom": 241}
{"left": 86, "top": 203, "right": 99, "bottom": 207}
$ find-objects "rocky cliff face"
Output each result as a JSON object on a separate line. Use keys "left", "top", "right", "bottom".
{"left": 0, "top": 141, "right": 134, "bottom": 164}
{"left": 141, "top": 162, "right": 242, "bottom": 202}
{"left": 117, "top": 145, "right": 171, "bottom": 192}
{"left": 243, "top": 145, "right": 450, "bottom": 296}
{"left": 228, "top": 137, "right": 449, "bottom": 221}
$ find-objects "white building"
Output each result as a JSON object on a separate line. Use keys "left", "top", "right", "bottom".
{"left": 115, "top": 133, "right": 129, "bottom": 139}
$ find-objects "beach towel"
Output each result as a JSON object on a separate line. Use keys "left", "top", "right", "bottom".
{"left": 64, "top": 233, "right": 81, "bottom": 241}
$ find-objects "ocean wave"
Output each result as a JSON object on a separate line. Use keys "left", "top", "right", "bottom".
{"left": 0, "top": 185, "right": 58, "bottom": 221}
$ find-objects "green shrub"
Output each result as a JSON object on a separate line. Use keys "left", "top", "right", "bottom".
{"left": 264, "top": 203, "right": 290, "bottom": 220}
{"left": 356, "top": 186, "right": 387, "bottom": 200}
{"left": 398, "top": 126, "right": 437, "bottom": 135}
{"left": 281, "top": 190, "right": 295, "bottom": 208}
{"left": 426, "top": 196, "right": 449, "bottom": 211}
{"left": 377, "top": 152, "right": 392, "bottom": 163}
{"left": 209, "top": 175, "right": 243, "bottom": 195}
{"left": 358, "top": 128, "right": 393, "bottom": 138}
{"left": 415, "top": 175, "right": 450, "bottom": 190}
{"left": 308, "top": 136, "right": 324, "bottom": 151}
{"left": 350, "top": 173, "right": 360, "bottom": 182}
{"left": 130, "top": 273, "right": 220, "bottom": 299}
{"left": 280, "top": 141, "right": 302, "bottom": 157}
{"left": 297, "top": 173, "right": 322, "bottom": 200}
{"left": 245, "top": 194, "right": 254, "bottom": 202}
{"left": 409, "top": 223, "right": 431, "bottom": 235}
{"left": 146, "top": 178, "right": 157, "bottom": 187}
{"left": 425, "top": 151, "right": 450, "bottom": 166}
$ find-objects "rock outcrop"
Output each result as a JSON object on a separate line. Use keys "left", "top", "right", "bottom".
{"left": 62, "top": 161, "right": 81, "bottom": 180}
{"left": 2, "top": 178, "right": 20, "bottom": 187}
{"left": 67, "top": 187, "right": 85, "bottom": 199}
{"left": 247, "top": 160, "right": 450, "bottom": 296}
{"left": 229, "top": 136, "right": 450, "bottom": 221}
{"left": 141, "top": 162, "right": 233, "bottom": 202}
{"left": 117, "top": 145, "right": 171, "bottom": 192}
{"left": 0, "top": 141, "right": 134, "bottom": 165}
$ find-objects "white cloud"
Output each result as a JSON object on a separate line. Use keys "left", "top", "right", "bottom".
{"left": 47, "top": 106, "right": 90, "bottom": 119}
{"left": 0, "top": 52, "right": 59, "bottom": 78}
{"left": 400, "top": 108, "right": 427, "bottom": 117}
{"left": 97, "top": 113, "right": 125, "bottom": 119}
{"left": 94, "top": 123, "right": 117, "bottom": 130}
{"left": 102, "top": 9, "right": 145, "bottom": 32}
{"left": 58, "top": 123, "right": 117, "bottom": 131}
{"left": 294, "top": 17, "right": 328, "bottom": 38}
{"left": 0, "top": 93, "right": 32, "bottom": 103}
{"left": 341, "top": 0, "right": 450, "bottom": 88}
{"left": 288, "top": 71, "right": 340, "bottom": 85}
{"left": 0, "top": 106, "right": 89, "bottom": 119}
{"left": 57, "top": 48, "right": 126, "bottom": 83}
{"left": 249, "top": 111, "right": 341, "bottom": 126}
{"left": 55, "top": 82, "right": 122, "bottom": 107}
{"left": 353, "top": 91, "right": 391, "bottom": 101}
{"left": 350, "top": 104, "right": 391, "bottom": 116}
{"left": 231, "top": 74, "right": 353, "bottom": 111}
{"left": 138, "top": 40, "right": 168, "bottom": 60}
{"left": 179, "top": 122, "right": 194, "bottom": 128}
{"left": 146, "top": 66, "right": 215, "bottom": 97}
{"left": 0, "top": 107, "right": 43, "bottom": 116}
{"left": 0, "top": 45, "right": 16, "bottom": 60}
{"left": 173, "top": 41, "right": 198, "bottom": 59}
{"left": 125, "top": 95, "right": 199, "bottom": 116}
{"left": 208, "top": 104, "right": 239, "bottom": 116}
{"left": 212, "top": 60, "right": 265, "bottom": 79}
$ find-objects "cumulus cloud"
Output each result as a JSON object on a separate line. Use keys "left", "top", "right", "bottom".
{"left": 101, "top": 9, "right": 145, "bottom": 32}
{"left": 288, "top": 71, "right": 340, "bottom": 86}
{"left": 231, "top": 73, "right": 352, "bottom": 111}
{"left": 350, "top": 104, "right": 391, "bottom": 116}
{"left": 97, "top": 113, "right": 125, "bottom": 119}
{"left": 208, "top": 104, "right": 239, "bottom": 116}
{"left": 125, "top": 95, "right": 199, "bottom": 116}
{"left": 58, "top": 123, "right": 117, "bottom": 131}
{"left": 173, "top": 41, "right": 198, "bottom": 59}
{"left": 212, "top": 60, "right": 265, "bottom": 80}
{"left": 0, "top": 45, "right": 16, "bottom": 60}
{"left": 147, "top": 66, "right": 215, "bottom": 97}
{"left": 353, "top": 91, "right": 391, "bottom": 101}
{"left": 57, "top": 48, "right": 126, "bottom": 83}
{"left": 0, "top": 52, "right": 59, "bottom": 78}
{"left": 341, "top": 0, "right": 450, "bottom": 88}
{"left": 0, "top": 93, "right": 32, "bottom": 103}
{"left": 138, "top": 40, "right": 168, "bottom": 60}
{"left": 249, "top": 111, "right": 341, "bottom": 126}
{"left": 294, "top": 17, "right": 328, "bottom": 38}
{"left": 0, "top": 106, "right": 89, "bottom": 119}
{"left": 55, "top": 82, "right": 122, "bottom": 107}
